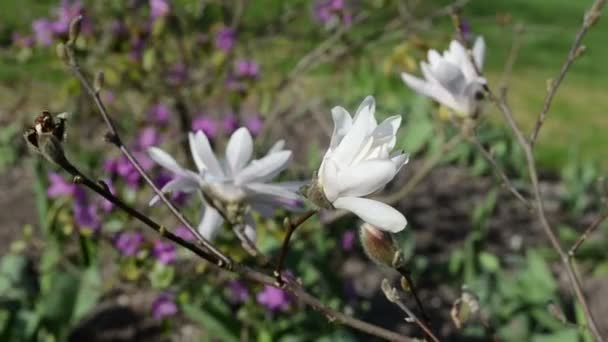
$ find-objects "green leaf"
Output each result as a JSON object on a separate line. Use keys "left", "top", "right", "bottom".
{"left": 182, "top": 303, "right": 239, "bottom": 342}
{"left": 71, "top": 267, "right": 102, "bottom": 323}
{"left": 531, "top": 328, "right": 579, "bottom": 342}
{"left": 148, "top": 262, "right": 175, "bottom": 289}
{"left": 478, "top": 252, "right": 500, "bottom": 273}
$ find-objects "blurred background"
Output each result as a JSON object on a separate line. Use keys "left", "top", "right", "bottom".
{"left": 0, "top": 0, "right": 607, "bottom": 341}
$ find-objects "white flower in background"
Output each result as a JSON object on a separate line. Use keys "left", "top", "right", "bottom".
{"left": 401, "top": 37, "right": 486, "bottom": 117}
{"left": 147, "top": 127, "right": 300, "bottom": 242}
{"left": 313, "top": 96, "right": 408, "bottom": 233}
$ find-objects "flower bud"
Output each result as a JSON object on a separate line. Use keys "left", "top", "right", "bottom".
{"left": 68, "top": 15, "right": 83, "bottom": 46}
{"left": 24, "top": 111, "right": 70, "bottom": 166}
{"left": 450, "top": 287, "right": 481, "bottom": 329}
{"left": 302, "top": 176, "right": 332, "bottom": 210}
{"left": 359, "top": 223, "right": 398, "bottom": 267}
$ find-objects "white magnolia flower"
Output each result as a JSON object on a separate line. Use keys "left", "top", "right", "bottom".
{"left": 315, "top": 96, "right": 408, "bottom": 233}
{"left": 147, "top": 127, "right": 300, "bottom": 242}
{"left": 401, "top": 37, "right": 486, "bottom": 117}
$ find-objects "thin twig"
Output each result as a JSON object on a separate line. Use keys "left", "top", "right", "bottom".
{"left": 529, "top": 0, "right": 607, "bottom": 147}
{"left": 62, "top": 42, "right": 231, "bottom": 267}
{"left": 498, "top": 24, "right": 524, "bottom": 98}
{"left": 51, "top": 156, "right": 410, "bottom": 341}
{"left": 274, "top": 210, "right": 318, "bottom": 284}
{"left": 381, "top": 279, "right": 440, "bottom": 342}
{"left": 569, "top": 210, "right": 608, "bottom": 257}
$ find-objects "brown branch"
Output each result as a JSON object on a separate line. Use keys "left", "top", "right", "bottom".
{"left": 529, "top": 0, "right": 607, "bottom": 147}
{"left": 274, "top": 210, "right": 318, "bottom": 284}
{"left": 569, "top": 210, "right": 608, "bottom": 257}
{"left": 60, "top": 40, "right": 231, "bottom": 267}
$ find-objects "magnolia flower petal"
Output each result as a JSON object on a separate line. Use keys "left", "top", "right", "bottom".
{"left": 402, "top": 72, "right": 459, "bottom": 111}
{"left": 430, "top": 60, "right": 467, "bottom": 96}
{"left": 333, "top": 197, "right": 407, "bottom": 233}
{"left": 473, "top": 36, "right": 486, "bottom": 70}
{"left": 371, "top": 115, "right": 402, "bottom": 148}
{"left": 246, "top": 182, "right": 300, "bottom": 200}
{"left": 188, "top": 133, "right": 206, "bottom": 174}
{"left": 149, "top": 176, "right": 199, "bottom": 206}
{"left": 332, "top": 97, "right": 376, "bottom": 164}
{"left": 148, "top": 147, "right": 184, "bottom": 175}
{"left": 336, "top": 159, "right": 396, "bottom": 198}
{"left": 447, "top": 40, "right": 476, "bottom": 80}
{"left": 235, "top": 150, "right": 291, "bottom": 185}
{"left": 198, "top": 206, "right": 224, "bottom": 241}
{"left": 268, "top": 140, "right": 286, "bottom": 154}
{"left": 191, "top": 131, "right": 225, "bottom": 178}
{"left": 319, "top": 156, "right": 340, "bottom": 202}
{"left": 427, "top": 49, "right": 442, "bottom": 68}
{"left": 390, "top": 152, "right": 409, "bottom": 172}
{"left": 330, "top": 106, "right": 353, "bottom": 149}
{"left": 226, "top": 127, "right": 253, "bottom": 175}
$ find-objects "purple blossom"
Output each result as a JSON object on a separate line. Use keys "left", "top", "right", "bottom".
{"left": 149, "top": 0, "right": 170, "bottom": 19}
{"left": 12, "top": 33, "right": 34, "bottom": 48}
{"left": 341, "top": 230, "right": 356, "bottom": 251}
{"left": 47, "top": 172, "right": 76, "bottom": 198}
{"left": 222, "top": 114, "right": 239, "bottom": 134}
{"left": 257, "top": 285, "right": 291, "bottom": 311}
{"left": 228, "top": 280, "right": 250, "bottom": 304}
{"left": 100, "top": 179, "right": 115, "bottom": 212}
{"left": 32, "top": 19, "right": 55, "bottom": 46}
{"left": 73, "top": 188, "right": 100, "bottom": 231}
{"left": 459, "top": 18, "right": 472, "bottom": 42}
{"left": 137, "top": 126, "right": 160, "bottom": 149}
{"left": 115, "top": 231, "right": 145, "bottom": 256}
{"left": 166, "top": 63, "right": 187, "bottom": 86}
{"left": 53, "top": 0, "right": 85, "bottom": 35}
{"left": 214, "top": 27, "right": 236, "bottom": 52}
{"left": 314, "top": 0, "right": 352, "bottom": 26}
{"left": 153, "top": 240, "right": 177, "bottom": 264}
{"left": 149, "top": 103, "right": 171, "bottom": 123}
{"left": 244, "top": 114, "right": 264, "bottom": 136}
{"left": 174, "top": 226, "right": 195, "bottom": 242}
{"left": 151, "top": 293, "right": 178, "bottom": 320}
{"left": 234, "top": 59, "right": 260, "bottom": 79}
{"left": 192, "top": 115, "right": 218, "bottom": 139}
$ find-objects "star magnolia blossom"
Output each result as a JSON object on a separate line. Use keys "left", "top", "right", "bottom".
{"left": 316, "top": 96, "right": 408, "bottom": 233}
{"left": 147, "top": 127, "right": 300, "bottom": 242}
{"left": 401, "top": 37, "right": 486, "bottom": 117}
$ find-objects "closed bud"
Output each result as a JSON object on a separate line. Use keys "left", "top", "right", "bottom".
{"left": 68, "top": 15, "right": 83, "bottom": 46}
{"left": 24, "top": 111, "right": 70, "bottom": 167}
{"left": 359, "top": 223, "right": 397, "bottom": 267}
{"left": 451, "top": 287, "right": 481, "bottom": 329}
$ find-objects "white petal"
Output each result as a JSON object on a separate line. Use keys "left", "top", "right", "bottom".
{"left": 430, "top": 60, "right": 467, "bottom": 96}
{"left": 246, "top": 182, "right": 300, "bottom": 200}
{"left": 268, "top": 140, "right": 285, "bottom": 154}
{"left": 390, "top": 152, "right": 409, "bottom": 172}
{"left": 402, "top": 73, "right": 458, "bottom": 110}
{"left": 333, "top": 197, "right": 407, "bottom": 233}
{"left": 427, "top": 49, "right": 442, "bottom": 68}
{"left": 226, "top": 127, "right": 253, "bottom": 175}
{"left": 191, "top": 131, "right": 225, "bottom": 178}
{"left": 332, "top": 97, "right": 377, "bottom": 164}
{"left": 319, "top": 156, "right": 340, "bottom": 202}
{"left": 473, "top": 36, "right": 485, "bottom": 70}
{"left": 371, "top": 115, "right": 402, "bottom": 149}
{"left": 336, "top": 159, "right": 396, "bottom": 198}
{"left": 148, "top": 176, "right": 200, "bottom": 206}
{"left": 148, "top": 147, "right": 184, "bottom": 175}
{"left": 197, "top": 206, "right": 224, "bottom": 241}
{"left": 235, "top": 150, "right": 291, "bottom": 185}
{"left": 330, "top": 106, "right": 353, "bottom": 149}
{"left": 188, "top": 133, "right": 205, "bottom": 174}
{"left": 448, "top": 40, "right": 476, "bottom": 80}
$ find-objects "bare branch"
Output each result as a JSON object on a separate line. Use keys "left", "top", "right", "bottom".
{"left": 569, "top": 210, "right": 608, "bottom": 257}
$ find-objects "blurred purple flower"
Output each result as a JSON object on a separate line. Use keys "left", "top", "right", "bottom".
{"left": 149, "top": 103, "right": 171, "bottom": 123}
{"left": 115, "top": 231, "right": 145, "bottom": 256}
{"left": 149, "top": 0, "right": 170, "bottom": 19}
{"left": 151, "top": 293, "right": 178, "bottom": 320}
{"left": 214, "top": 27, "right": 236, "bottom": 52}
{"left": 222, "top": 114, "right": 239, "bottom": 134}
{"left": 167, "top": 63, "right": 187, "bottom": 86}
{"left": 138, "top": 126, "right": 161, "bottom": 149}
{"left": 341, "top": 230, "right": 355, "bottom": 251}
{"left": 53, "top": 0, "right": 85, "bottom": 35}
{"left": 228, "top": 280, "right": 250, "bottom": 304}
{"left": 153, "top": 240, "right": 177, "bottom": 264}
{"left": 174, "top": 226, "right": 195, "bottom": 242}
{"left": 459, "top": 18, "right": 472, "bottom": 41}
{"left": 235, "top": 59, "right": 260, "bottom": 79}
{"left": 73, "top": 188, "right": 100, "bottom": 231}
{"left": 314, "top": 0, "right": 352, "bottom": 26}
{"left": 244, "top": 114, "right": 264, "bottom": 136}
{"left": 12, "top": 33, "right": 34, "bottom": 48}
{"left": 129, "top": 36, "right": 146, "bottom": 62}
{"left": 257, "top": 285, "right": 291, "bottom": 312}
{"left": 48, "top": 172, "right": 76, "bottom": 198}
{"left": 110, "top": 20, "right": 128, "bottom": 37}
{"left": 33, "top": 19, "right": 55, "bottom": 46}
{"left": 101, "top": 91, "right": 116, "bottom": 105}
{"left": 192, "top": 115, "right": 218, "bottom": 139}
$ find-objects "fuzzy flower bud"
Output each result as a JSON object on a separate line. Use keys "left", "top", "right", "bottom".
{"left": 359, "top": 223, "right": 398, "bottom": 267}
{"left": 451, "top": 287, "right": 481, "bottom": 329}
